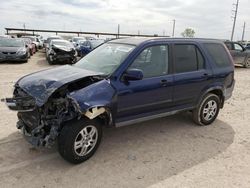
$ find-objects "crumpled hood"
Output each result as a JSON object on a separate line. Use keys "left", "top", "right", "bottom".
{"left": 53, "top": 45, "right": 74, "bottom": 52}
{"left": 16, "top": 65, "right": 101, "bottom": 106}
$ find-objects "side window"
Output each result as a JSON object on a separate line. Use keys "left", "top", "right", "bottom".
{"left": 234, "top": 43, "right": 243, "bottom": 51}
{"left": 204, "top": 43, "right": 231, "bottom": 68}
{"left": 174, "top": 44, "right": 204, "bottom": 73}
{"left": 128, "top": 45, "right": 169, "bottom": 78}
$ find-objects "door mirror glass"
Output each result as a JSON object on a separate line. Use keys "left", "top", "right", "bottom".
{"left": 123, "top": 69, "right": 143, "bottom": 81}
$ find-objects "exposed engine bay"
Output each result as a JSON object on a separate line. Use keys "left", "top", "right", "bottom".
{"left": 9, "top": 75, "right": 109, "bottom": 147}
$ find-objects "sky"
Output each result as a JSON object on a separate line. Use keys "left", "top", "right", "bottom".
{"left": 0, "top": 0, "right": 249, "bottom": 40}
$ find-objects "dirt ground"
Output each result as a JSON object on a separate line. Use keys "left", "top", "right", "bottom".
{"left": 0, "top": 51, "right": 250, "bottom": 188}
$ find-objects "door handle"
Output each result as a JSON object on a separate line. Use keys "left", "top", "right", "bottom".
{"left": 160, "top": 79, "right": 168, "bottom": 87}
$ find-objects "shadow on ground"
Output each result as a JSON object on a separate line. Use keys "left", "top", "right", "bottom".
{"left": 0, "top": 113, "right": 234, "bottom": 188}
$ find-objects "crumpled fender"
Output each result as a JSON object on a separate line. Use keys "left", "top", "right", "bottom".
{"left": 69, "top": 79, "right": 116, "bottom": 119}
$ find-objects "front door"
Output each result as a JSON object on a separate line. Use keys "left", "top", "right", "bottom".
{"left": 115, "top": 44, "right": 173, "bottom": 122}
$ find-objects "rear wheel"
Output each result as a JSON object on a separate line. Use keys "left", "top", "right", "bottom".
{"left": 58, "top": 118, "right": 102, "bottom": 164}
{"left": 244, "top": 57, "right": 250, "bottom": 68}
{"left": 192, "top": 93, "right": 220, "bottom": 126}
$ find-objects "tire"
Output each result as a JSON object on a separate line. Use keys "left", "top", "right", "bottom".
{"left": 48, "top": 55, "right": 53, "bottom": 65}
{"left": 244, "top": 57, "right": 250, "bottom": 68}
{"left": 192, "top": 93, "right": 220, "bottom": 126}
{"left": 58, "top": 118, "right": 102, "bottom": 164}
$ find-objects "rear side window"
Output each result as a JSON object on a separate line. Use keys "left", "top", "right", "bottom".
{"left": 204, "top": 43, "right": 231, "bottom": 68}
{"left": 174, "top": 44, "right": 204, "bottom": 73}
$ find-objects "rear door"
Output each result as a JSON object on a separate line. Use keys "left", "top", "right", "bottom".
{"left": 172, "top": 43, "right": 212, "bottom": 107}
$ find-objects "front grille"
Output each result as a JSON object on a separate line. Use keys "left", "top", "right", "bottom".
{"left": 2, "top": 52, "right": 16, "bottom": 55}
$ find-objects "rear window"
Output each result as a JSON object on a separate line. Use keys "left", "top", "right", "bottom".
{"left": 204, "top": 43, "right": 231, "bottom": 68}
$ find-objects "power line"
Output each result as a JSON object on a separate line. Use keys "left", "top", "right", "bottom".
{"left": 231, "top": 0, "right": 239, "bottom": 41}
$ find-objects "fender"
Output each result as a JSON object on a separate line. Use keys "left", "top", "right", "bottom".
{"left": 69, "top": 79, "right": 116, "bottom": 124}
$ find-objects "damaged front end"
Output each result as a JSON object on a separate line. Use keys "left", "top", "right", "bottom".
{"left": 7, "top": 86, "right": 81, "bottom": 147}
{"left": 3, "top": 66, "right": 115, "bottom": 148}
{"left": 50, "top": 45, "right": 77, "bottom": 63}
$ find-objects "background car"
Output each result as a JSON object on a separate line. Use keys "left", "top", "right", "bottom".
{"left": 70, "top": 37, "right": 87, "bottom": 47}
{"left": 44, "top": 36, "right": 62, "bottom": 51}
{"left": 224, "top": 41, "right": 250, "bottom": 68}
{"left": 21, "top": 38, "right": 36, "bottom": 56}
{"left": 0, "top": 35, "right": 11, "bottom": 38}
{"left": 77, "top": 39, "right": 105, "bottom": 57}
{"left": 21, "top": 36, "right": 40, "bottom": 51}
{"left": 0, "top": 38, "right": 29, "bottom": 63}
{"left": 46, "top": 39, "right": 77, "bottom": 64}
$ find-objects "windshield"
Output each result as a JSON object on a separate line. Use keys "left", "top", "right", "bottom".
{"left": 47, "top": 37, "right": 61, "bottom": 44}
{"left": 74, "top": 43, "right": 135, "bottom": 75}
{"left": 0, "top": 39, "right": 24, "bottom": 47}
{"left": 52, "top": 41, "right": 73, "bottom": 47}
{"left": 91, "top": 40, "right": 104, "bottom": 48}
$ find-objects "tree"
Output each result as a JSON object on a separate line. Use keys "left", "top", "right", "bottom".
{"left": 181, "top": 28, "right": 195, "bottom": 38}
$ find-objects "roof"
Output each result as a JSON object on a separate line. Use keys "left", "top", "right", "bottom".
{"left": 109, "top": 37, "right": 223, "bottom": 46}
{"left": 51, "top": 39, "right": 70, "bottom": 43}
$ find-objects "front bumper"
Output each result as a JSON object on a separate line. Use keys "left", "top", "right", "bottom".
{"left": 51, "top": 54, "right": 76, "bottom": 63}
{"left": 0, "top": 53, "right": 28, "bottom": 62}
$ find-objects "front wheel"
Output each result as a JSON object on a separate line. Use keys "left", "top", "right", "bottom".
{"left": 58, "top": 118, "right": 102, "bottom": 164}
{"left": 192, "top": 93, "right": 220, "bottom": 126}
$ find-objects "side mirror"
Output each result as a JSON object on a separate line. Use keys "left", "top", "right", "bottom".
{"left": 69, "top": 39, "right": 72, "bottom": 42}
{"left": 25, "top": 44, "right": 28, "bottom": 48}
{"left": 123, "top": 69, "right": 143, "bottom": 81}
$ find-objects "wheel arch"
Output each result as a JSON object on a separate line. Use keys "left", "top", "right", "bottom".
{"left": 197, "top": 87, "right": 225, "bottom": 109}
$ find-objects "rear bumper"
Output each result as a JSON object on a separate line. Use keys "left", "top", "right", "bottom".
{"left": 225, "top": 79, "right": 235, "bottom": 100}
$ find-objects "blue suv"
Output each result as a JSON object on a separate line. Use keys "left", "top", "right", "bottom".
{"left": 4, "top": 37, "right": 235, "bottom": 164}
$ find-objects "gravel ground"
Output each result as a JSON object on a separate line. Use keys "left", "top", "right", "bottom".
{"left": 0, "top": 51, "right": 249, "bottom": 188}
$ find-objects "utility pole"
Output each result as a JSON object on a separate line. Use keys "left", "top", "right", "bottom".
{"left": 138, "top": 30, "right": 140, "bottom": 36}
{"left": 231, "top": 0, "right": 239, "bottom": 41}
{"left": 23, "top": 23, "right": 26, "bottom": 34}
{"left": 241, "top": 22, "right": 246, "bottom": 42}
{"left": 172, "top": 19, "right": 176, "bottom": 37}
{"left": 117, "top": 24, "right": 120, "bottom": 38}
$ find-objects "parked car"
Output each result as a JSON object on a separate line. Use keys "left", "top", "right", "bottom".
{"left": 0, "top": 38, "right": 29, "bottom": 62}
{"left": 70, "top": 37, "right": 87, "bottom": 47}
{"left": 21, "top": 36, "right": 41, "bottom": 51}
{"left": 245, "top": 43, "right": 250, "bottom": 51}
{"left": 44, "top": 36, "right": 62, "bottom": 50}
{"left": 0, "top": 35, "right": 11, "bottom": 38}
{"left": 21, "top": 38, "right": 36, "bottom": 56}
{"left": 224, "top": 41, "right": 250, "bottom": 68}
{"left": 3, "top": 38, "right": 234, "bottom": 164}
{"left": 76, "top": 39, "right": 105, "bottom": 57}
{"left": 46, "top": 39, "right": 77, "bottom": 64}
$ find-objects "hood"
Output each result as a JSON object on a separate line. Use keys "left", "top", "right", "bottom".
{"left": 0, "top": 46, "right": 23, "bottom": 52}
{"left": 53, "top": 45, "right": 74, "bottom": 52}
{"left": 16, "top": 65, "right": 101, "bottom": 106}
